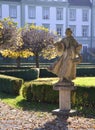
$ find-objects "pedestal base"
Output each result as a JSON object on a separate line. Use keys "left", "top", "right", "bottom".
{"left": 53, "top": 82, "right": 75, "bottom": 110}
{"left": 53, "top": 81, "right": 76, "bottom": 114}
{"left": 52, "top": 109, "right": 77, "bottom": 116}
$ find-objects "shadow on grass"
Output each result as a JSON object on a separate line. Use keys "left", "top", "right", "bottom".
{"left": 0, "top": 91, "right": 58, "bottom": 112}
{"left": 16, "top": 99, "right": 58, "bottom": 112}
{"left": 0, "top": 92, "right": 95, "bottom": 119}
{"left": 17, "top": 99, "right": 95, "bottom": 119}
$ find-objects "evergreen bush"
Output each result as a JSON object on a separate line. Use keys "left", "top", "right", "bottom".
{"left": 40, "top": 68, "right": 95, "bottom": 77}
{"left": 72, "top": 87, "right": 95, "bottom": 107}
{"left": 21, "top": 78, "right": 95, "bottom": 106}
{"left": 21, "top": 79, "right": 59, "bottom": 103}
{"left": 0, "top": 74, "right": 23, "bottom": 95}
{"left": 0, "top": 68, "right": 39, "bottom": 81}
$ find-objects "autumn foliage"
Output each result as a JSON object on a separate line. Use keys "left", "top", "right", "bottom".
{"left": 0, "top": 18, "right": 20, "bottom": 50}
{"left": 0, "top": 18, "right": 59, "bottom": 68}
{"left": 21, "top": 24, "right": 59, "bottom": 67}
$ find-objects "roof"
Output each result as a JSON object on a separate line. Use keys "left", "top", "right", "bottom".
{"left": 68, "top": 0, "right": 92, "bottom": 6}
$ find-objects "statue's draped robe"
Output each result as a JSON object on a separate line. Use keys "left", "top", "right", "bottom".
{"left": 50, "top": 36, "right": 82, "bottom": 81}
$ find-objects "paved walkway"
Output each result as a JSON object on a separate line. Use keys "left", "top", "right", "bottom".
{"left": 0, "top": 101, "right": 95, "bottom": 130}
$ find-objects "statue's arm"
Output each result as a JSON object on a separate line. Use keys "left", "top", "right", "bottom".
{"left": 54, "top": 41, "right": 65, "bottom": 56}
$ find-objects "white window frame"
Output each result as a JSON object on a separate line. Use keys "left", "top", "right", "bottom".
{"left": 69, "top": 8, "right": 76, "bottom": 21}
{"left": 82, "top": 9, "right": 89, "bottom": 21}
{"left": 28, "top": 6, "right": 36, "bottom": 19}
{"left": 82, "top": 45, "right": 88, "bottom": 53}
{"left": 56, "top": 8, "right": 63, "bottom": 20}
{"left": 43, "top": 7, "right": 50, "bottom": 20}
{"left": 82, "top": 25, "right": 89, "bottom": 37}
{"left": 9, "top": 5, "right": 17, "bottom": 18}
{"left": 56, "top": 24, "right": 63, "bottom": 36}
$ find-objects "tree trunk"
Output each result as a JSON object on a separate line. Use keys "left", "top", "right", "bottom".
{"left": 16, "top": 57, "right": 21, "bottom": 68}
{"left": 35, "top": 53, "right": 39, "bottom": 68}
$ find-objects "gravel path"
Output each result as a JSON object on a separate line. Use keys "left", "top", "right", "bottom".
{"left": 0, "top": 101, "right": 95, "bottom": 130}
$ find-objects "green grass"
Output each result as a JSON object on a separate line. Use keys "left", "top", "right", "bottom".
{"left": 0, "top": 91, "right": 95, "bottom": 118}
{"left": 26, "top": 77, "right": 95, "bottom": 88}
{"left": 73, "top": 77, "right": 95, "bottom": 87}
{"left": 0, "top": 77, "right": 95, "bottom": 117}
{"left": 0, "top": 92, "right": 58, "bottom": 112}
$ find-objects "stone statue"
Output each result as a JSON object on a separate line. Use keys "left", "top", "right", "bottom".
{"left": 48, "top": 28, "right": 82, "bottom": 85}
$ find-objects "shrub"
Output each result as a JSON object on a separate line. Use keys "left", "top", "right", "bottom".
{"left": 40, "top": 68, "right": 95, "bottom": 78}
{"left": 21, "top": 78, "right": 95, "bottom": 106}
{"left": 21, "top": 78, "right": 59, "bottom": 103}
{"left": 0, "top": 66, "right": 31, "bottom": 70}
{"left": 72, "top": 87, "right": 95, "bottom": 107}
{"left": 39, "top": 69, "right": 56, "bottom": 78}
{"left": 20, "top": 82, "right": 33, "bottom": 101}
{"left": 77, "top": 68, "right": 95, "bottom": 76}
{"left": 0, "top": 68, "right": 39, "bottom": 81}
{"left": 0, "top": 74, "right": 23, "bottom": 95}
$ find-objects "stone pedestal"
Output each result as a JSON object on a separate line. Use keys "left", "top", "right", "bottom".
{"left": 52, "top": 81, "right": 76, "bottom": 115}
{"left": 59, "top": 87, "right": 72, "bottom": 110}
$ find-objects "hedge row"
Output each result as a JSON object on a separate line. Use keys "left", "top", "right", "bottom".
{"left": 77, "top": 68, "right": 95, "bottom": 76}
{"left": 0, "top": 68, "right": 39, "bottom": 81}
{"left": 21, "top": 82, "right": 58, "bottom": 103}
{"left": 72, "top": 87, "right": 95, "bottom": 106}
{"left": 0, "top": 74, "right": 23, "bottom": 95}
{"left": 0, "top": 66, "right": 31, "bottom": 70}
{"left": 21, "top": 79, "right": 95, "bottom": 106}
{"left": 0, "top": 67, "right": 95, "bottom": 80}
{"left": 40, "top": 68, "right": 95, "bottom": 77}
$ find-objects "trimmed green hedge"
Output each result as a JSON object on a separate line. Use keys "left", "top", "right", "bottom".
{"left": 72, "top": 87, "right": 95, "bottom": 107}
{"left": 40, "top": 68, "right": 95, "bottom": 78}
{"left": 0, "top": 66, "right": 31, "bottom": 70}
{"left": 21, "top": 80, "right": 59, "bottom": 103}
{"left": 77, "top": 68, "right": 95, "bottom": 76}
{"left": 1, "top": 67, "right": 95, "bottom": 79}
{"left": 0, "top": 74, "right": 23, "bottom": 95}
{"left": 40, "top": 69, "right": 56, "bottom": 78}
{"left": 21, "top": 79, "right": 95, "bottom": 106}
{"left": 0, "top": 68, "right": 39, "bottom": 81}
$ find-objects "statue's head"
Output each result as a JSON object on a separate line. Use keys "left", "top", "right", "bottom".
{"left": 65, "top": 28, "right": 72, "bottom": 36}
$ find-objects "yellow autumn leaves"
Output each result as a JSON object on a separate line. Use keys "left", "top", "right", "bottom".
{"left": 0, "top": 17, "right": 59, "bottom": 62}
{"left": 30, "top": 24, "right": 49, "bottom": 32}
{"left": 1, "top": 49, "right": 33, "bottom": 59}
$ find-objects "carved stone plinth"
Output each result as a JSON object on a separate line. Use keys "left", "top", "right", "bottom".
{"left": 52, "top": 81, "right": 76, "bottom": 115}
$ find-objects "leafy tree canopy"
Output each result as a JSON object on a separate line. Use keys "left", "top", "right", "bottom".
{"left": 22, "top": 24, "right": 59, "bottom": 59}
{"left": 0, "top": 17, "right": 22, "bottom": 50}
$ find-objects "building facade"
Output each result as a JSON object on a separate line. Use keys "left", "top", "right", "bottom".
{"left": 0, "top": 0, "right": 95, "bottom": 53}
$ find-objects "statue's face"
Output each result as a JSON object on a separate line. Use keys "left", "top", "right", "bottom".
{"left": 66, "top": 31, "right": 72, "bottom": 36}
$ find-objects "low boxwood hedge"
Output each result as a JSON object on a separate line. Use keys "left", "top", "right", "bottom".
{"left": 21, "top": 78, "right": 95, "bottom": 106}
{"left": 0, "top": 68, "right": 39, "bottom": 81}
{"left": 72, "top": 87, "right": 95, "bottom": 107}
{"left": 0, "top": 74, "right": 23, "bottom": 95}
{"left": 77, "top": 67, "right": 95, "bottom": 76}
{"left": 40, "top": 68, "right": 95, "bottom": 78}
{"left": 21, "top": 78, "right": 59, "bottom": 103}
{"left": 0, "top": 66, "right": 31, "bottom": 70}
{"left": 39, "top": 69, "right": 56, "bottom": 78}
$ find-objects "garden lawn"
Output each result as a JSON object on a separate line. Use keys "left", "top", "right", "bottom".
{"left": 73, "top": 77, "right": 95, "bottom": 87}
{"left": 0, "top": 77, "right": 95, "bottom": 114}
{"left": 0, "top": 93, "right": 58, "bottom": 112}
{"left": 27, "top": 77, "right": 95, "bottom": 88}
